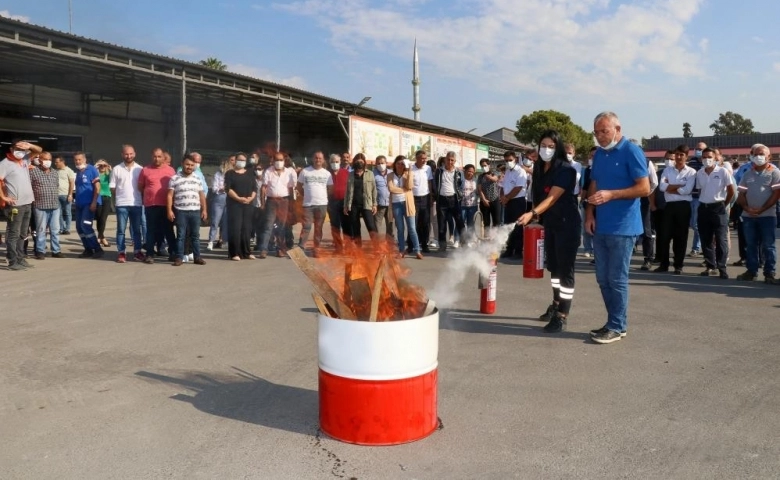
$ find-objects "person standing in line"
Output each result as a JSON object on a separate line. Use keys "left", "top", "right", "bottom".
{"left": 110, "top": 145, "right": 145, "bottom": 263}
{"left": 258, "top": 152, "right": 295, "bottom": 258}
{"left": 433, "top": 152, "right": 465, "bottom": 252}
{"left": 638, "top": 155, "right": 659, "bottom": 271}
{"left": 517, "top": 130, "right": 581, "bottom": 333}
{"left": 225, "top": 153, "right": 257, "bottom": 261}
{"left": 388, "top": 156, "right": 423, "bottom": 259}
{"left": 167, "top": 154, "right": 207, "bottom": 266}
{"left": 175, "top": 152, "right": 208, "bottom": 262}
{"left": 251, "top": 161, "right": 266, "bottom": 251}
{"left": 29, "top": 151, "right": 63, "bottom": 259}
{"left": 1, "top": 140, "right": 42, "bottom": 270}
{"left": 655, "top": 145, "right": 696, "bottom": 274}
{"left": 95, "top": 159, "right": 113, "bottom": 248}
{"left": 72, "top": 152, "right": 105, "bottom": 259}
{"left": 696, "top": 148, "right": 735, "bottom": 278}
{"left": 652, "top": 150, "right": 674, "bottom": 266}
{"left": 297, "top": 151, "right": 332, "bottom": 257}
{"left": 461, "top": 164, "right": 479, "bottom": 246}
{"left": 344, "top": 154, "right": 378, "bottom": 247}
{"left": 585, "top": 112, "right": 650, "bottom": 345}
{"left": 327, "top": 153, "right": 350, "bottom": 253}
{"left": 410, "top": 150, "right": 434, "bottom": 253}
{"left": 373, "top": 155, "right": 394, "bottom": 240}
{"left": 687, "top": 141, "right": 707, "bottom": 257}
{"left": 137, "top": 148, "right": 176, "bottom": 264}
{"left": 207, "top": 157, "right": 231, "bottom": 251}
{"left": 477, "top": 158, "right": 500, "bottom": 230}
{"left": 53, "top": 155, "right": 75, "bottom": 235}
{"left": 580, "top": 147, "right": 596, "bottom": 259}
{"left": 500, "top": 151, "right": 528, "bottom": 259}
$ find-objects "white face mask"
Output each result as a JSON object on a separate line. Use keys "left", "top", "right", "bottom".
{"left": 506, "top": 161, "right": 516, "bottom": 170}
{"left": 274, "top": 161, "right": 284, "bottom": 170}
{"left": 522, "top": 158, "right": 533, "bottom": 167}
{"left": 703, "top": 158, "right": 715, "bottom": 168}
{"left": 235, "top": 161, "right": 246, "bottom": 169}
{"left": 249, "top": 157, "right": 257, "bottom": 165}
{"left": 255, "top": 169, "right": 263, "bottom": 177}
{"left": 12, "top": 150, "right": 26, "bottom": 160}
{"left": 566, "top": 154, "right": 574, "bottom": 162}
{"left": 330, "top": 162, "right": 340, "bottom": 170}
{"left": 42, "top": 160, "right": 52, "bottom": 169}
{"left": 377, "top": 164, "right": 387, "bottom": 172}
{"left": 76, "top": 163, "right": 86, "bottom": 170}
{"left": 595, "top": 132, "right": 619, "bottom": 150}
{"left": 665, "top": 159, "right": 674, "bottom": 168}
{"left": 481, "top": 165, "right": 490, "bottom": 173}
{"left": 32, "top": 158, "right": 40, "bottom": 166}
{"left": 539, "top": 148, "right": 554, "bottom": 162}
{"left": 751, "top": 155, "right": 767, "bottom": 166}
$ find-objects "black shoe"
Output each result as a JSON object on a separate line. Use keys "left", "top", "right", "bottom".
{"left": 653, "top": 266, "right": 669, "bottom": 273}
{"left": 34, "top": 253, "right": 46, "bottom": 260}
{"left": 719, "top": 270, "right": 729, "bottom": 279}
{"left": 592, "top": 329, "right": 623, "bottom": 344}
{"left": 539, "top": 303, "right": 557, "bottom": 322}
{"left": 51, "top": 252, "right": 64, "bottom": 258}
{"left": 674, "top": 268, "right": 682, "bottom": 275}
{"left": 421, "top": 247, "right": 431, "bottom": 253}
{"left": 8, "top": 262, "right": 26, "bottom": 271}
{"left": 589, "top": 326, "right": 627, "bottom": 338}
{"left": 589, "top": 259, "right": 596, "bottom": 265}
{"left": 91, "top": 249, "right": 104, "bottom": 259}
{"left": 732, "top": 259, "right": 745, "bottom": 267}
{"left": 61, "top": 230, "right": 71, "bottom": 235}
{"left": 700, "top": 269, "right": 716, "bottom": 277}
{"left": 640, "top": 261, "right": 651, "bottom": 271}
{"left": 438, "top": 246, "right": 447, "bottom": 253}
{"left": 19, "top": 258, "right": 34, "bottom": 268}
{"left": 765, "top": 274, "right": 780, "bottom": 285}
{"left": 736, "top": 270, "right": 757, "bottom": 281}
{"left": 543, "top": 313, "right": 566, "bottom": 333}
{"left": 78, "top": 249, "right": 94, "bottom": 258}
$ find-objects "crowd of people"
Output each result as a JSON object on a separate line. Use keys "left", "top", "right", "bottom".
{"left": 2, "top": 114, "right": 779, "bottom": 340}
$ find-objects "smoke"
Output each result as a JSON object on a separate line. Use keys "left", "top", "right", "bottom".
{"left": 428, "top": 224, "right": 516, "bottom": 309}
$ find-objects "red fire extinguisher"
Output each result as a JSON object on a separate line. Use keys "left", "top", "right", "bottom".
{"left": 523, "top": 224, "right": 545, "bottom": 279}
{"left": 479, "top": 253, "right": 498, "bottom": 314}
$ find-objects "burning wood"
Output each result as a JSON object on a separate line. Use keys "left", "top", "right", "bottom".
{"left": 289, "top": 245, "right": 432, "bottom": 322}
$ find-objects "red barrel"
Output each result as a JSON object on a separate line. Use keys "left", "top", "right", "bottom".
{"left": 523, "top": 224, "right": 545, "bottom": 278}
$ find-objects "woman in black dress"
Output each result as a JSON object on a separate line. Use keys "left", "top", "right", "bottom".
{"left": 224, "top": 152, "right": 256, "bottom": 260}
{"left": 517, "top": 130, "right": 581, "bottom": 333}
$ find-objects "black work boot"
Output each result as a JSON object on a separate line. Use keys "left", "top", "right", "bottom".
{"left": 543, "top": 311, "right": 567, "bottom": 333}
{"left": 539, "top": 303, "right": 557, "bottom": 322}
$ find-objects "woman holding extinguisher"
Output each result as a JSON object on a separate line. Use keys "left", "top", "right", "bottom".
{"left": 517, "top": 130, "right": 581, "bottom": 333}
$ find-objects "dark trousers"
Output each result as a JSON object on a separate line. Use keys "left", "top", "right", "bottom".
{"left": 4, "top": 203, "right": 32, "bottom": 266}
{"left": 504, "top": 197, "right": 527, "bottom": 255}
{"left": 175, "top": 209, "right": 202, "bottom": 260}
{"left": 639, "top": 196, "right": 654, "bottom": 261}
{"left": 697, "top": 202, "right": 729, "bottom": 271}
{"left": 437, "top": 195, "right": 465, "bottom": 243}
{"left": 227, "top": 201, "right": 253, "bottom": 258}
{"left": 479, "top": 199, "right": 501, "bottom": 228}
{"left": 259, "top": 197, "right": 289, "bottom": 253}
{"left": 545, "top": 224, "right": 581, "bottom": 315}
{"left": 658, "top": 201, "right": 691, "bottom": 269}
{"left": 145, "top": 205, "right": 176, "bottom": 257}
{"left": 732, "top": 203, "right": 747, "bottom": 260}
{"left": 96, "top": 195, "right": 111, "bottom": 239}
{"left": 414, "top": 195, "right": 431, "bottom": 251}
{"left": 652, "top": 209, "right": 666, "bottom": 261}
{"left": 348, "top": 206, "right": 378, "bottom": 245}
{"left": 252, "top": 206, "right": 265, "bottom": 247}
{"left": 328, "top": 199, "right": 348, "bottom": 251}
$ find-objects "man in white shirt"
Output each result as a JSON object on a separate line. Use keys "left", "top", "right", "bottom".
{"left": 654, "top": 145, "right": 696, "bottom": 274}
{"left": 110, "top": 144, "right": 145, "bottom": 263}
{"left": 258, "top": 152, "right": 297, "bottom": 258}
{"left": 696, "top": 148, "right": 735, "bottom": 278}
{"left": 433, "top": 151, "right": 465, "bottom": 251}
{"left": 499, "top": 151, "right": 528, "bottom": 259}
{"left": 167, "top": 154, "right": 207, "bottom": 266}
{"left": 296, "top": 151, "right": 333, "bottom": 257}
{"left": 410, "top": 150, "right": 434, "bottom": 253}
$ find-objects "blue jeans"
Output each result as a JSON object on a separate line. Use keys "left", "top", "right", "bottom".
{"left": 208, "top": 193, "right": 228, "bottom": 243}
{"left": 75, "top": 204, "right": 100, "bottom": 251}
{"left": 116, "top": 206, "right": 144, "bottom": 253}
{"left": 34, "top": 207, "right": 61, "bottom": 254}
{"left": 743, "top": 216, "right": 777, "bottom": 276}
{"left": 58, "top": 195, "right": 72, "bottom": 232}
{"left": 690, "top": 197, "right": 701, "bottom": 251}
{"left": 392, "top": 201, "right": 420, "bottom": 253}
{"left": 580, "top": 204, "right": 593, "bottom": 254}
{"left": 593, "top": 234, "right": 636, "bottom": 333}
{"left": 461, "top": 205, "right": 477, "bottom": 242}
{"left": 175, "top": 209, "right": 202, "bottom": 260}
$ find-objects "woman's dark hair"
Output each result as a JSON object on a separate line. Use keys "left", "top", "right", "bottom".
{"left": 426, "top": 159, "right": 437, "bottom": 170}
{"left": 536, "top": 130, "right": 568, "bottom": 164}
{"left": 532, "top": 129, "right": 570, "bottom": 201}
{"left": 352, "top": 153, "right": 366, "bottom": 162}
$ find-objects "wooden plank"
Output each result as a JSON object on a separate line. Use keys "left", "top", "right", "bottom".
{"left": 288, "top": 247, "right": 357, "bottom": 320}
{"left": 348, "top": 277, "right": 372, "bottom": 320}
{"left": 369, "top": 256, "right": 387, "bottom": 322}
{"left": 311, "top": 292, "right": 334, "bottom": 317}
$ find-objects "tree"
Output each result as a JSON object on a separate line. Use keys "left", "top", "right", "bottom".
{"left": 682, "top": 123, "right": 692, "bottom": 138}
{"left": 650, "top": 135, "right": 660, "bottom": 139}
{"left": 515, "top": 110, "right": 592, "bottom": 159}
{"left": 709, "top": 111, "right": 758, "bottom": 136}
{"left": 199, "top": 57, "right": 227, "bottom": 71}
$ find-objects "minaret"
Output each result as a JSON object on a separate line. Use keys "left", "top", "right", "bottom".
{"left": 412, "top": 39, "right": 421, "bottom": 121}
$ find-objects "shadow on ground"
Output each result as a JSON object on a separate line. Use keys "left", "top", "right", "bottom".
{"left": 439, "top": 308, "right": 591, "bottom": 341}
{"left": 135, "top": 367, "right": 318, "bottom": 435}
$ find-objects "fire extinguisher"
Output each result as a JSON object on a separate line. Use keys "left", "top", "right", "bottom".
{"left": 478, "top": 253, "right": 498, "bottom": 314}
{"left": 523, "top": 224, "right": 545, "bottom": 279}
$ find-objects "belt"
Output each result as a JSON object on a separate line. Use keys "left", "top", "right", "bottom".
{"left": 268, "top": 196, "right": 288, "bottom": 200}
{"left": 700, "top": 201, "right": 725, "bottom": 208}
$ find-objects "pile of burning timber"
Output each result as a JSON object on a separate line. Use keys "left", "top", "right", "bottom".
{"left": 288, "top": 246, "right": 435, "bottom": 321}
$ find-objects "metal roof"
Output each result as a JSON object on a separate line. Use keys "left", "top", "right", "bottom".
{"left": 0, "top": 17, "right": 517, "bottom": 150}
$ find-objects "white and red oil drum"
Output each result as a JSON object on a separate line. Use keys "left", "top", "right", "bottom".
{"left": 317, "top": 309, "right": 439, "bottom": 445}
{"left": 523, "top": 224, "right": 545, "bottom": 279}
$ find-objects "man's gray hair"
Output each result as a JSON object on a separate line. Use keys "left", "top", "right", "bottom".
{"left": 751, "top": 143, "right": 771, "bottom": 154}
{"left": 594, "top": 111, "right": 621, "bottom": 125}
{"left": 446, "top": 151, "right": 457, "bottom": 158}
{"left": 329, "top": 153, "right": 340, "bottom": 162}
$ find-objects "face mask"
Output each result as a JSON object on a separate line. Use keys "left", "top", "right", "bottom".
{"left": 506, "top": 161, "right": 516, "bottom": 170}
{"left": 354, "top": 162, "right": 365, "bottom": 171}
{"left": 665, "top": 159, "right": 674, "bottom": 168}
{"left": 377, "top": 164, "right": 387, "bottom": 172}
{"left": 694, "top": 150, "right": 702, "bottom": 158}
{"left": 32, "top": 158, "right": 40, "bottom": 166}
{"left": 274, "top": 161, "right": 284, "bottom": 170}
{"left": 76, "top": 163, "right": 86, "bottom": 170}
{"left": 703, "top": 158, "right": 715, "bottom": 168}
{"left": 255, "top": 169, "right": 263, "bottom": 177}
{"left": 566, "top": 154, "right": 574, "bottom": 162}
{"left": 331, "top": 162, "right": 340, "bottom": 170}
{"left": 235, "top": 161, "right": 246, "bottom": 169}
{"left": 539, "top": 148, "right": 554, "bottom": 162}
{"left": 12, "top": 150, "right": 26, "bottom": 160}
{"left": 751, "top": 155, "right": 767, "bottom": 166}
{"left": 596, "top": 132, "right": 618, "bottom": 150}
{"left": 523, "top": 159, "right": 533, "bottom": 167}
{"left": 195, "top": 165, "right": 201, "bottom": 171}
{"left": 249, "top": 158, "right": 257, "bottom": 165}
{"left": 42, "top": 160, "right": 52, "bottom": 169}
{"left": 481, "top": 165, "right": 490, "bottom": 172}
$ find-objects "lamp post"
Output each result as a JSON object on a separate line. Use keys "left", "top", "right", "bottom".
{"left": 357, "top": 96, "right": 372, "bottom": 107}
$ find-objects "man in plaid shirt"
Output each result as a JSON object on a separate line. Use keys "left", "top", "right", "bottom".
{"left": 29, "top": 151, "right": 63, "bottom": 259}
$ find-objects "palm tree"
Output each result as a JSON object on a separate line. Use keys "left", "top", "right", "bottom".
{"left": 199, "top": 57, "right": 227, "bottom": 71}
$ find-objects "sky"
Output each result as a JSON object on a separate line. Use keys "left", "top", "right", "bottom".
{"left": 3, "top": 0, "right": 780, "bottom": 140}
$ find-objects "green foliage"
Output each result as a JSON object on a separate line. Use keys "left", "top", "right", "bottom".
{"left": 515, "top": 110, "right": 592, "bottom": 159}
{"left": 199, "top": 57, "right": 228, "bottom": 71}
{"left": 682, "top": 122, "right": 693, "bottom": 138}
{"left": 709, "top": 111, "right": 758, "bottom": 135}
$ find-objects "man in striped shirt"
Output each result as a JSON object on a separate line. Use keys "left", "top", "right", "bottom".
{"left": 167, "top": 155, "right": 207, "bottom": 266}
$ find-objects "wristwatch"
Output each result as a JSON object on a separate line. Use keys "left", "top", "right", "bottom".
{"left": 531, "top": 209, "right": 539, "bottom": 219}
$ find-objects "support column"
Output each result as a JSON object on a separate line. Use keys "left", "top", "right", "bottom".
{"left": 181, "top": 74, "right": 187, "bottom": 159}
{"left": 276, "top": 97, "right": 281, "bottom": 152}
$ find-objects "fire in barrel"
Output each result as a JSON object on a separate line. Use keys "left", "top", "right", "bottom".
{"left": 288, "top": 245, "right": 439, "bottom": 445}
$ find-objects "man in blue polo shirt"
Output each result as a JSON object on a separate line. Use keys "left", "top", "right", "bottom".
{"left": 73, "top": 152, "right": 104, "bottom": 258}
{"left": 584, "top": 112, "right": 650, "bottom": 344}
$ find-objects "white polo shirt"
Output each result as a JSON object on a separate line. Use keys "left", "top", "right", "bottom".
{"left": 263, "top": 167, "right": 297, "bottom": 198}
{"left": 411, "top": 163, "right": 433, "bottom": 197}
{"left": 502, "top": 165, "right": 527, "bottom": 199}
{"left": 660, "top": 165, "right": 696, "bottom": 202}
{"left": 109, "top": 162, "right": 143, "bottom": 207}
{"left": 696, "top": 166, "right": 733, "bottom": 204}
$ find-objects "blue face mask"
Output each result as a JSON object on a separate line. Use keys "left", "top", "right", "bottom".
{"left": 694, "top": 150, "right": 702, "bottom": 158}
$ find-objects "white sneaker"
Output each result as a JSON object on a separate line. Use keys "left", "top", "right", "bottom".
{"left": 207, "top": 242, "right": 213, "bottom": 251}
{"left": 583, "top": 252, "right": 592, "bottom": 258}
{"left": 182, "top": 255, "right": 189, "bottom": 263}
{"left": 453, "top": 240, "right": 460, "bottom": 248}
{"left": 188, "top": 253, "right": 194, "bottom": 262}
